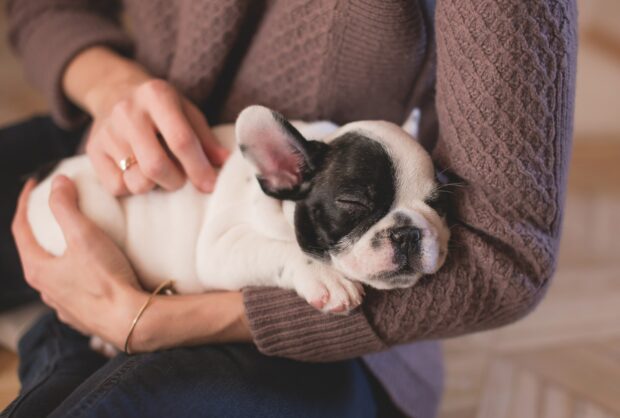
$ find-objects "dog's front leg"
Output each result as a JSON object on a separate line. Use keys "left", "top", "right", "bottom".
{"left": 198, "top": 225, "right": 363, "bottom": 313}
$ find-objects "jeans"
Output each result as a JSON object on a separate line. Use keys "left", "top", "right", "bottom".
{"left": 2, "top": 313, "right": 377, "bottom": 418}
{"left": 0, "top": 116, "right": 391, "bottom": 417}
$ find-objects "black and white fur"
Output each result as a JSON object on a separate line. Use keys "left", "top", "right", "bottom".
{"left": 27, "top": 106, "right": 450, "bottom": 317}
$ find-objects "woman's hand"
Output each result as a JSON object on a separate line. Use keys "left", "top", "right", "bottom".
{"left": 64, "top": 47, "right": 229, "bottom": 196}
{"left": 12, "top": 177, "right": 145, "bottom": 347}
{"left": 12, "top": 177, "right": 252, "bottom": 352}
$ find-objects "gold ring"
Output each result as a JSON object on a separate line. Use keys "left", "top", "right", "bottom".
{"left": 119, "top": 156, "right": 137, "bottom": 172}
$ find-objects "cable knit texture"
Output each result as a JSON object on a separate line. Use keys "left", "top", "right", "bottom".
{"left": 7, "top": 1, "right": 577, "bottom": 416}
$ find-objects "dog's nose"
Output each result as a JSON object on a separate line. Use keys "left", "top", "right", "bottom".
{"left": 389, "top": 226, "right": 421, "bottom": 255}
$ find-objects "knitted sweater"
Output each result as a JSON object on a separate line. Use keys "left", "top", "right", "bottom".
{"left": 7, "top": 1, "right": 577, "bottom": 416}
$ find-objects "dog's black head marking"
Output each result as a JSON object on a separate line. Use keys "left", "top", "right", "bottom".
{"left": 294, "top": 131, "right": 396, "bottom": 259}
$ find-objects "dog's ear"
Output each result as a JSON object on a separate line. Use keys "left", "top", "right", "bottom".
{"left": 236, "top": 105, "right": 327, "bottom": 200}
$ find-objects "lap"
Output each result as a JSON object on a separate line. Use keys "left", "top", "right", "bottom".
{"left": 53, "top": 345, "right": 376, "bottom": 418}
{"left": 6, "top": 314, "right": 377, "bottom": 418}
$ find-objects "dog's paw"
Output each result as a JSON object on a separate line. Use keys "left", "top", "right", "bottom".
{"left": 293, "top": 263, "right": 365, "bottom": 314}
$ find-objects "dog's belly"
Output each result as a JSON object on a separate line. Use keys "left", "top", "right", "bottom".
{"left": 122, "top": 182, "right": 209, "bottom": 293}
{"left": 27, "top": 156, "right": 211, "bottom": 294}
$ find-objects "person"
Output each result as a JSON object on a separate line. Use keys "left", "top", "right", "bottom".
{"left": 1, "top": 0, "right": 577, "bottom": 417}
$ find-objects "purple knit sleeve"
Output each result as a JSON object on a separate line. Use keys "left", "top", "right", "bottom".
{"left": 6, "top": 0, "right": 132, "bottom": 129}
{"left": 243, "top": 0, "right": 578, "bottom": 361}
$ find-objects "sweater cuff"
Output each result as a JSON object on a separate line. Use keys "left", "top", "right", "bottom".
{"left": 14, "top": 11, "right": 132, "bottom": 129}
{"left": 243, "top": 287, "right": 386, "bottom": 362}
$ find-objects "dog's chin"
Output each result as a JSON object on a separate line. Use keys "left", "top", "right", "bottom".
{"left": 330, "top": 252, "right": 425, "bottom": 290}
{"left": 357, "top": 271, "right": 423, "bottom": 290}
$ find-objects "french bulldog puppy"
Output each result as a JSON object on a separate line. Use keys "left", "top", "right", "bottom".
{"left": 27, "top": 106, "right": 450, "bottom": 317}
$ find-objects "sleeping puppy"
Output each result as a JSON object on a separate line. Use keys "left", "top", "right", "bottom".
{"left": 27, "top": 106, "right": 450, "bottom": 319}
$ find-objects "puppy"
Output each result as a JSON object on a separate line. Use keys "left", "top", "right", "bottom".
{"left": 27, "top": 106, "right": 450, "bottom": 317}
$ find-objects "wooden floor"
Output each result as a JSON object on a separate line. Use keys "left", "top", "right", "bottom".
{"left": 1, "top": 1, "right": 619, "bottom": 416}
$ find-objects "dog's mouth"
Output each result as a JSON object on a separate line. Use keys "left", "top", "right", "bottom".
{"left": 330, "top": 246, "right": 421, "bottom": 288}
{"left": 362, "top": 269, "right": 423, "bottom": 289}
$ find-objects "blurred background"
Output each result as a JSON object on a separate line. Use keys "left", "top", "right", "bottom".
{"left": 1, "top": 1, "right": 619, "bottom": 416}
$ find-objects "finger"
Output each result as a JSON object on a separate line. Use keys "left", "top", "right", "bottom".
{"left": 183, "top": 100, "right": 230, "bottom": 167}
{"left": 101, "top": 129, "right": 158, "bottom": 194}
{"left": 146, "top": 92, "right": 217, "bottom": 192}
{"left": 121, "top": 113, "right": 185, "bottom": 191}
{"left": 11, "top": 179, "right": 53, "bottom": 265}
{"left": 123, "top": 166, "right": 156, "bottom": 194}
{"left": 48, "top": 175, "right": 98, "bottom": 246}
{"left": 87, "top": 141, "right": 129, "bottom": 196}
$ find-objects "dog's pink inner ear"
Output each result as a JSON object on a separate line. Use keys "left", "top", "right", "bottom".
{"left": 251, "top": 134, "right": 305, "bottom": 190}
{"left": 236, "top": 106, "right": 316, "bottom": 197}
{"left": 237, "top": 111, "right": 309, "bottom": 193}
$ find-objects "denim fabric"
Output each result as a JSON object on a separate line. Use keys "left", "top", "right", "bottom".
{"left": 1, "top": 313, "right": 107, "bottom": 418}
{"left": 2, "top": 313, "right": 378, "bottom": 418}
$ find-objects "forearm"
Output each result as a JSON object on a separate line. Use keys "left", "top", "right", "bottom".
{"left": 62, "top": 46, "right": 151, "bottom": 117}
{"left": 127, "top": 291, "right": 252, "bottom": 353}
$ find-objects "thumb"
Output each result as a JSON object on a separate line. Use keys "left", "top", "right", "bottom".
{"left": 49, "top": 175, "right": 93, "bottom": 244}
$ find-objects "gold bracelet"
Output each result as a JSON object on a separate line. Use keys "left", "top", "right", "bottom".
{"left": 124, "top": 280, "right": 175, "bottom": 355}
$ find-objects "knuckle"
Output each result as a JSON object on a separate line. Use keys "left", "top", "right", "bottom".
{"left": 140, "top": 79, "right": 170, "bottom": 98}
{"left": 111, "top": 98, "right": 133, "bottom": 117}
{"left": 100, "top": 124, "right": 116, "bottom": 141}
{"left": 57, "top": 312, "right": 68, "bottom": 324}
{"left": 169, "top": 132, "right": 195, "bottom": 153}
{"left": 40, "top": 293, "right": 51, "bottom": 307}
{"left": 24, "top": 266, "right": 40, "bottom": 288}
{"left": 86, "top": 133, "right": 106, "bottom": 156}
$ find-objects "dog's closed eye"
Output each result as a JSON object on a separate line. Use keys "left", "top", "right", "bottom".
{"left": 335, "top": 196, "right": 371, "bottom": 213}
